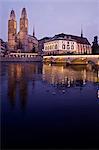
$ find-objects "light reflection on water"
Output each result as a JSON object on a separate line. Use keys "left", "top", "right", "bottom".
{"left": 42, "top": 63, "right": 98, "bottom": 86}
{"left": 1, "top": 63, "right": 99, "bottom": 106}
{"left": 1, "top": 62, "right": 99, "bottom": 149}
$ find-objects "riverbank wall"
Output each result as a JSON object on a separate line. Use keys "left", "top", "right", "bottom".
{"left": 0, "top": 56, "right": 42, "bottom": 62}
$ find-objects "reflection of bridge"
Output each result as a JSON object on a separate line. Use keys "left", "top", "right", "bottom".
{"left": 43, "top": 55, "right": 99, "bottom": 66}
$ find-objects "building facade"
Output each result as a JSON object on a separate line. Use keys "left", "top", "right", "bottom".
{"left": 8, "top": 8, "right": 38, "bottom": 53}
{"left": 38, "top": 37, "right": 51, "bottom": 54}
{"left": 0, "top": 39, "right": 7, "bottom": 55}
{"left": 43, "top": 33, "right": 92, "bottom": 55}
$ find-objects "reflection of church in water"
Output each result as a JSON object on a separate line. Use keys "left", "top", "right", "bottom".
{"left": 8, "top": 63, "right": 42, "bottom": 108}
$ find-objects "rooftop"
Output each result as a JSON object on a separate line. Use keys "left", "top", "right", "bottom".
{"left": 51, "top": 33, "right": 91, "bottom": 45}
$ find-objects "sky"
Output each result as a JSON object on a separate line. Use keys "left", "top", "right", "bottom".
{"left": 0, "top": 0, "right": 99, "bottom": 44}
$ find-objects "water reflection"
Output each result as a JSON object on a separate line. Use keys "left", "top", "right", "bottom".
{"left": 7, "top": 63, "right": 42, "bottom": 108}
{"left": 5, "top": 63, "right": 99, "bottom": 107}
{"left": 1, "top": 62, "right": 99, "bottom": 149}
{"left": 42, "top": 64, "right": 99, "bottom": 89}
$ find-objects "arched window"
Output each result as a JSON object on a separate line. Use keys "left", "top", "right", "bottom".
{"left": 62, "top": 44, "right": 65, "bottom": 49}
{"left": 71, "top": 45, "right": 74, "bottom": 50}
{"left": 51, "top": 45, "right": 53, "bottom": 49}
{"left": 55, "top": 44, "right": 57, "bottom": 49}
{"left": 67, "top": 45, "right": 70, "bottom": 50}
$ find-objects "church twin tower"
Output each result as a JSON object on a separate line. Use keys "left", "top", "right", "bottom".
{"left": 8, "top": 8, "right": 38, "bottom": 52}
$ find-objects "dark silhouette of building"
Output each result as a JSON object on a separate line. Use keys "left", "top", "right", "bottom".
{"left": 92, "top": 36, "right": 99, "bottom": 54}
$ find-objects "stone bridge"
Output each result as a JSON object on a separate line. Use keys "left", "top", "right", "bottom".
{"left": 43, "top": 55, "right": 99, "bottom": 66}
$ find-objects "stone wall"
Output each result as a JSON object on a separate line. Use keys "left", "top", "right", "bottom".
{"left": 0, "top": 56, "right": 42, "bottom": 62}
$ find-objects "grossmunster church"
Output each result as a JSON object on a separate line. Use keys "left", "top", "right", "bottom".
{"left": 8, "top": 8, "right": 38, "bottom": 53}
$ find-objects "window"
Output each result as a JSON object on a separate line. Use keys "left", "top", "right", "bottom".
{"left": 71, "top": 45, "right": 74, "bottom": 50}
{"left": 62, "top": 44, "right": 65, "bottom": 49}
{"left": 55, "top": 44, "right": 57, "bottom": 49}
{"left": 67, "top": 45, "right": 70, "bottom": 50}
{"left": 78, "top": 44, "right": 79, "bottom": 50}
{"left": 51, "top": 45, "right": 53, "bottom": 49}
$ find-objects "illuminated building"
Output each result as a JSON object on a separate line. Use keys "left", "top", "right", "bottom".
{"left": 43, "top": 33, "right": 92, "bottom": 55}
{"left": 8, "top": 8, "right": 38, "bottom": 53}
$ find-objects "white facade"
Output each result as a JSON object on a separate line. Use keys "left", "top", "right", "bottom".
{"left": 44, "top": 39, "right": 92, "bottom": 55}
{"left": 44, "top": 40, "right": 77, "bottom": 54}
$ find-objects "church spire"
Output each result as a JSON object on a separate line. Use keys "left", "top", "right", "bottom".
{"left": 81, "top": 25, "right": 83, "bottom": 38}
{"left": 10, "top": 9, "right": 16, "bottom": 20}
{"left": 21, "top": 8, "right": 27, "bottom": 18}
{"left": 33, "top": 26, "right": 35, "bottom": 37}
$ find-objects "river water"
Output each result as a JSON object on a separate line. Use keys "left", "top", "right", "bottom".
{"left": 1, "top": 62, "right": 99, "bottom": 149}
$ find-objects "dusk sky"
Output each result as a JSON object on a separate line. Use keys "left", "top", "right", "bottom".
{"left": 0, "top": 0, "right": 99, "bottom": 43}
